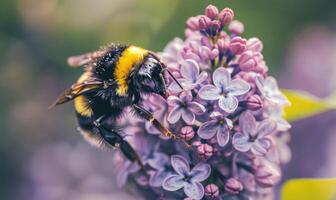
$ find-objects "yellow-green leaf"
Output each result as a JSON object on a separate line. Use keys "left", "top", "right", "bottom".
{"left": 281, "top": 89, "right": 336, "bottom": 122}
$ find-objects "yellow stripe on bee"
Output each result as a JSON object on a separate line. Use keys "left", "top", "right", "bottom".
{"left": 77, "top": 71, "right": 91, "bottom": 83}
{"left": 74, "top": 95, "right": 93, "bottom": 117}
{"left": 115, "top": 46, "right": 148, "bottom": 96}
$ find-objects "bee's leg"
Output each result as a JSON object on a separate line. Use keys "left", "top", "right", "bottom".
{"left": 93, "top": 119, "right": 146, "bottom": 171}
{"left": 133, "top": 104, "right": 191, "bottom": 148}
{"left": 133, "top": 104, "right": 178, "bottom": 139}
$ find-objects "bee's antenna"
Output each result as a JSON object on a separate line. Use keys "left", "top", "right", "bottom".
{"left": 166, "top": 69, "right": 184, "bottom": 90}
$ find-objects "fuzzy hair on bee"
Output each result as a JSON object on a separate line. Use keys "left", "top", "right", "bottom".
{"left": 51, "top": 43, "right": 185, "bottom": 169}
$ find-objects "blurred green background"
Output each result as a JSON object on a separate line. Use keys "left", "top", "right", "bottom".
{"left": 1, "top": 0, "right": 336, "bottom": 199}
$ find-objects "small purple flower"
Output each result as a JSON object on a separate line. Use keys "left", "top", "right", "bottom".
{"left": 198, "top": 67, "right": 250, "bottom": 113}
{"left": 168, "top": 92, "right": 206, "bottom": 125}
{"left": 263, "top": 102, "right": 291, "bottom": 131}
{"left": 149, "top": 153, "right": 172, "bottom": 187}
{"left": 169, "top": 59, "right": 208, "bottom": 93}
{"left": 232, "top": 111, "right": 277, "bottom": 156}
{"left": 162, "top": 155, "right": 211, "bottom": 200}
{"left": 134, "top": 135, "right": 163, "bottom": 167}
{"left": 117, "top": 160, "right": 140, "bottom": 187}
{"left": 198, "top": 112, "right": 233, "bottom": 147}
{"left": 256, "top": 75, "right": 290, "bottom": 106}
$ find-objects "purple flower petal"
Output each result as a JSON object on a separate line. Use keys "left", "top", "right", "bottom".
{"left": 190, "top": 163, "right": 211, "bottom": 182}
{"left": 264, "top": 76, "right": 279, "bottom": 92}
{"left": 147, "top": 152, "right": 169, "bottom": 170}
{"left": 117, "top": 170, "right": 128, "bottom": 188}
{"left": 180, "top": 59, "right": 199, "bottom": 81}
{"left": 251, "top": 138, "right": 272, "bottom": 156}
{"left": 232, "top": 132, "right": 252, "bottom": 152}
{"left": 188, "top": 102, "right": 206, "bottom": 115}
{"left": 213, "top": 67, "right": 230, "bottom": 88}
{"left": 256, "top": 119, "right": 276, "bottom": 138}
{"left": 168, "top": 79, "right": 185, "bottom": 93}
{"left": 162, "top": 174, "right": 184, "bottom": 191}
{"left": 255, "top": 75, "right": 265, "bottom": 95}
{"left": 150, "top": 170, "right": 170, "bottom": 187}
{"left": 168, "top": 106, "right": 182, "bottom": 124}
{"left": 239, "top": 111, "right": 257, "bottom": 136}
{"left": 184, "top": 182, "right": 204, "bottom": 200}
{"left": 198, "top": 85, "right": 221, "bottom": 100}
{"left": 227, "top": 79, "right": 250, "bottom": 96}
{"left": 145, "top": 122, "right": 161, "bottom": 135}
{"left": 181, "top": 109, "right": 195, "bottom": 125}
{"left": 117, "top": 162, "right": 140, "bottom": 187}
{"left": 197, "top": 71, "right": 208, "bottom": 84}
{"left": 216, "top": 129, "right": 230, "bottom": 147}
{"left": 269, "top": 92, "right": 290, "bottom": 105}
{"left": 171, "top": 155, "right": 190, "bottom": 176}
{"left": 218, "top": 96, "right": 238, "bottom": 113}
{"left": 277, "top": 118, "right": 291, "bottom": 131}
{"left": 197, "top": 120, "right": 218, "bottom": 139}
{"left": 167, "top": 96, "right": 182, "bottom": 106}
{"left": 180, "top": 91, "right": 193, "bottom": 102}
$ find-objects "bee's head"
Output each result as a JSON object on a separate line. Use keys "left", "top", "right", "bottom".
{"left": 133, "top": 54, "right": 167, "bottom": 97}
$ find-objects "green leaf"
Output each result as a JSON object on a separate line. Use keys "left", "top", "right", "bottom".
{"left": 282, "top": 89, "right": 336, "bottom": 122}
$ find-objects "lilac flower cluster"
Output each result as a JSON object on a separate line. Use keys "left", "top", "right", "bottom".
{"left": 115, "top": 5, "right": 291, "bottom": 200}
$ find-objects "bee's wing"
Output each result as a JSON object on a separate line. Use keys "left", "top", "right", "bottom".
{"left": 49, "top": 79, "right": 103, "bottom": 109}
{"left": 67, "top": 50, "right": 107, "bottom": 68}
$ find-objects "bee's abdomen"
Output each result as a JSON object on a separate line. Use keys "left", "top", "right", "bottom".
{"left": 74, "top": 95, "right": 93, "bottom": 117}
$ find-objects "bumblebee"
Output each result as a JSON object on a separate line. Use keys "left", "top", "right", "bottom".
{"left": 50, "top": 44, "right": 184, "bottom": 167}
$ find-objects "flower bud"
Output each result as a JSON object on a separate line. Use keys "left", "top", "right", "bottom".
{"left": 201, "top": 36, "right": 211, "bottom": 47}
{"left": 197, "top": 143, "right": 213, "bottom": 159}
{"left": 198, "top": 16, "right": 211, "bottom": 30}
{"left": 229, "top": 37, "right": 247, "bottom": 55}
{"left": 216, "top": 38, "right": 229, "bottom": 52}
{"left": 205, "top": 5, "right": 219, "bottom": 19}
{"left": 247, "top": 37, "right": 263, "bottom": 52}
{"left": 228, "top": 20, "right": 244, "bottom": 35}
{"left": 236, "top": 71, "right": 258, "bottom": 85}
{"left": 255, "top": 61, "right": 268, "bottom": 75}
{"left": 255, "top": 161, "right": 281, "bottom": 187}
{"left": 247, "top": 95, "right": 263, "bottom": 111}
{"left": 218, "top": 8, "right": 234, "bottom": 26}
{"left": 186, "top": 16, "right": 200, "bottom": 31}
{"left": 205, "top": 184, "right": 220, "bottom": 198}
{"left": 225, "top": 178, "right": 243, "bottom": 195}
{"left": 210, "top": 49, "right": 219, "bottom": 60}
{"left": 180, "top": 126, "right": 195, "bottom": 141}
{"left": 238, "top": 50, "right": 257, "bottom": 71}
